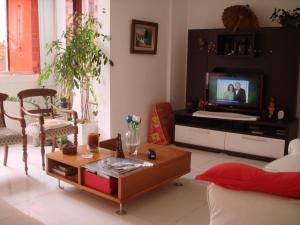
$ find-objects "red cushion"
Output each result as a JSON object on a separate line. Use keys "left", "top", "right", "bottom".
{"left": 195, "top": 163, "right": 300, "bottom": 198}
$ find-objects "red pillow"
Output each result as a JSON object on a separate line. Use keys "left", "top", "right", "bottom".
{"left": 195, "top": 163, "right": 300, "bottom": 198}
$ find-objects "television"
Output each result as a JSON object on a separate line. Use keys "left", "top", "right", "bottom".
{"left": 207, "top": 72, "right": 263, "bottom": 114}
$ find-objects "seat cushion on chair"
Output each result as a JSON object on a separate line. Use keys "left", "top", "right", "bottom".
{"left": 0, "top": 127, "right": 23, "bottom": 146}
{"left": 26, "top": 119, "right": 75, "bottom": 138}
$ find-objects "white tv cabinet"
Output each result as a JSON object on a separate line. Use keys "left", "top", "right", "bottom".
{"left": 174, "top": 110, "right": 298, "bottom": 161}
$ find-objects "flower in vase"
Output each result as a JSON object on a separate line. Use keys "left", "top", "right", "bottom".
{"left": 126, "top": 114, "right": 141, "bottom": 130}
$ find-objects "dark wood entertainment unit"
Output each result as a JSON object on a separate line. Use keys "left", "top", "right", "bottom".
{"left": 175, "top": 27, "right": 300, "bottom": 160}
{"left": 174, "top": 110, "right": 298, "bottom": 161}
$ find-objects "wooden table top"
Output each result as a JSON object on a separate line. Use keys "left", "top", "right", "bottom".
{"left": 46, "top": 143, "right": 191, "bottom": 168}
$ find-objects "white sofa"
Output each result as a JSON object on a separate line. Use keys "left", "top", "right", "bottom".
{"left": 0, "top": 199, "right": 44, "bottom": 225}
{"left": 207, "top": 139, "right": 300, "bottom": 225}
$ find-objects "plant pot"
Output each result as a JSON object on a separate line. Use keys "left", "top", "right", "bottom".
{"left": 60, "top": 97, "right": 68, "bottom": 109}
{"left": 60, "top": 102, "right": 68, "bottom": 109}
{"left": 32, "top": 136, "right": 40, "bottom": 147}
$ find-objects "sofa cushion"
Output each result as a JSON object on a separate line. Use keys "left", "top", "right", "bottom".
{"left": 265, "top": 154, "right": 300, "bottom": 172}
{"left": 288, "top": 139, "right": 300, "bottom": 155}
{"left": 207, "top": 183, "right": 300, "bottom": 225}
{"left": 196, "top": 162, "right": 300, "bottom": 198}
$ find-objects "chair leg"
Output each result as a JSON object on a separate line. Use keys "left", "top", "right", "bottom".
{"left": 52, "top": 137, "right": 56, "bottom": 152}
{"left": 41, "top": 134, "right": 46, "bottom": 170}
{"left": 23, "top": 136, "right": 28, "bottom": 175}
{"left": 3, "top": 145, "right": 8, "bottom": 166}
{"left": 74, "top": 132, "right": 78, "bottom": 147}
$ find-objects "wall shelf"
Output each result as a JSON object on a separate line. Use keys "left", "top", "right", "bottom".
{"left": 217, "top": 32, "right": 257, "bottom": 57}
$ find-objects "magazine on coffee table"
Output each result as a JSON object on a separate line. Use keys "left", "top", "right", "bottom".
{"left": 82, "top": 157, "right": 153, "bottom": 178}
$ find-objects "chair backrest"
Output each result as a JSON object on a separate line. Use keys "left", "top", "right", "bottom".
{"left": 18, "top": 88, "right": 57, "bottom": 118}
{"left": 99, "top": 138, "right": 117, "bottom": 151}
{"left": 0, "top": 93, "right": 8, "bottom": 127}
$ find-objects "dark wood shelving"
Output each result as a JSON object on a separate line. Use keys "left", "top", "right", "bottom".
{"left": 186, "top": 27, "right": 300, "bottom": 120}
{"left": 217, "top": 32, "right": 256, "bottom": 57}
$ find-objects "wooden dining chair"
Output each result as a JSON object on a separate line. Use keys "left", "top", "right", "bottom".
{"left": 99, "top": 137, "right": 117, "bottom": 151}
{"left": 0, "top": 93, "right": 28, "bottom": 174}
{"left": 18, "top": 88, "right": 78, "bottom": 170}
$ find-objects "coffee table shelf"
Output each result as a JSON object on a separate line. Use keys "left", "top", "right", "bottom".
{"left": 47, "top": 172, "right": 79, "bottom": 185}
{"left": 46, "top": 144, "right": 191, "bottom": 214}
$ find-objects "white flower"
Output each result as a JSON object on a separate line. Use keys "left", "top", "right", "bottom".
{"left": 134, "top": 115, "right": 141, "bottom": 123}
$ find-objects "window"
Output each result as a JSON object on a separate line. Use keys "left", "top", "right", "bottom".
{"left": 66, "top": 0, "right": 98, "bottom": 25}
{"left": 0, "top": 0, "right": 8, "bottom": 72}
{"left": 0, "top": 0, "right": 40, "bottom": 73}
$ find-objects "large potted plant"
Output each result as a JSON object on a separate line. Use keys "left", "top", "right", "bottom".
{"left": 39, "top": 13, "right": 111, "bottom": 144}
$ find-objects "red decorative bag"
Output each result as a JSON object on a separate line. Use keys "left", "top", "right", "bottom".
{"left": 148, "top": 102, "right": 174, "bottom": 145}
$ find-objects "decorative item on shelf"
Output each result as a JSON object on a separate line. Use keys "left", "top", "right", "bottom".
{"left": 270, "top": 8, "right": 300, "bottom": 28}
{"left": 62, "top": 142, "right": 77, "bottom": 155}
{"left": 267, "top": 97, "right": 276, "bottom": 120}
{"left": 87, "top": 132, "right": 100, "bottom": 153}
{"left": 248, "top": 44, "right": 254, "bottom": 55}
{"left": 222, "top": 5, "right": 259, "bottom": 32}
{"left": 125, "top": 115, "right": 141, "bottom": 156}
{"left": 130, "top": 19, "right": 158, "bottom": 54}
{"left": 116, "top": 133, "right": 125, "bottom": 158}
{"left": 236, "top": 38, "right": 246, "bottom": 55}
{"left": 198, "top": 38, "right": 207, "bottom": 50}
{"left": 197, "top": 99, "right": 206, "bottom": 111}
{"left": 277, "top": 110, "right": 285, "bottom": 120}
{"left": 207, "top": 41, "right": 216, "bottom": 54}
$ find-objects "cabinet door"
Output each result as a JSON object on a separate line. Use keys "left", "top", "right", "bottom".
{"left": 175, "top": 125, "right": 225, "bottom": 149}
{"left": 257, "top": 27, "right": 299, "bottom": 118}
{"left": 225, "top": 132, "right": 285, "bottom": 158}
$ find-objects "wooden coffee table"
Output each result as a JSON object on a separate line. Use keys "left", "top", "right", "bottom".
{"left": 46, "top": 143, "right": 191, "bottom": 214}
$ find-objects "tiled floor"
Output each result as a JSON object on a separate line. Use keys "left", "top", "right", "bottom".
{"left": 0, "top": 144, "right": 266, "bottom": 225}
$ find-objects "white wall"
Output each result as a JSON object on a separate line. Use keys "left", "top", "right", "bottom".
{"left": 187, "top": 0, "right": 300, "bottom": 29}
{"left": 98, "top": 0, "right": 111, "bottom": 140}
{"left": 109, "top": 0, "right": 171, "bottom": 142}
{"left": 0, "top": 74, "right": 38, "bottom": 131}
{"left": 167, "top": 0, "right": 188, "bottom": 110}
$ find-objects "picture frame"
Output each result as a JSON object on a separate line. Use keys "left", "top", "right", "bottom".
{"left": 130, "top": 19, "right": 158, "bottom": 54}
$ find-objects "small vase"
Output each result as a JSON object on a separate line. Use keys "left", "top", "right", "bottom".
{"left": 125, "top": 127, "right": 140, "bottom": 156}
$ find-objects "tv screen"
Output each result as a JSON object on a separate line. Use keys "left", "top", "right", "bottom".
{"left": 208, "top": 73, "right": 263, "bottom": 112}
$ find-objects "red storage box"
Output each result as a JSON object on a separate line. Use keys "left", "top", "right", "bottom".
{"left": 82, "top": 170, "right": 118, "bottom": 194}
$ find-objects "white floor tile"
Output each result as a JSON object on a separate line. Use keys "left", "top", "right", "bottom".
{"left": 0, "top": 143, "right": 268, "bottom": 225}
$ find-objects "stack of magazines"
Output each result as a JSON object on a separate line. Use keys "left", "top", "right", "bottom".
{"left": 52, "top": 165, "right": 78, "bottom": 177}
{"left": 82, "top": 157, "right": 153, "bottom": 178}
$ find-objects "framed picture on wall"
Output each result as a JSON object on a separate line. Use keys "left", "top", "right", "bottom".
{"left": 130, "top": 19, "right": 158, "bottom": 54}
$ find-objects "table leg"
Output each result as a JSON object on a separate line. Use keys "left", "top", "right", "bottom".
{"left": 116, "top": 203, "right": 127, "bottom": 215}
{"left": 58, "top": 179, "right": 64, "bottom": 189}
